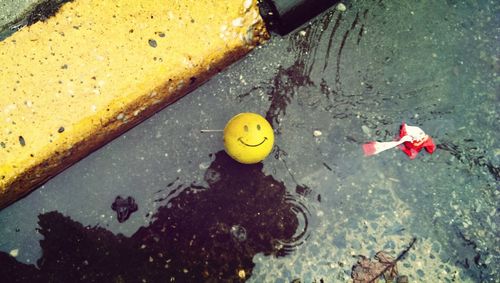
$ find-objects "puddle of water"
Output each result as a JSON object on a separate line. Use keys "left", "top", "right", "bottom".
{"left": 0, "top": 151, "right": 310, "bottom": 281}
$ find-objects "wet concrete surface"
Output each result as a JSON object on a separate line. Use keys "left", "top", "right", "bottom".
{"left": 1, "top": 0, "right": 499, "bottom": 282}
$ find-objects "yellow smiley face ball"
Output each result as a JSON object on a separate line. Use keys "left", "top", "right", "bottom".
{"left": 223, "top": 113, "right": 274, "bottom": 164}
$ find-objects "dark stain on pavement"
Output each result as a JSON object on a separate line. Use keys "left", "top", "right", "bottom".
{"left": 26, "top": 0, "right": 74, "bottom": 26}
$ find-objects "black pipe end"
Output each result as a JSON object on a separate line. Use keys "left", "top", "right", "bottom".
{"left": 258, "top": 0, "right": 339, "bottom": 35}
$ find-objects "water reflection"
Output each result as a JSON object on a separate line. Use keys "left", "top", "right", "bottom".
{"left": 0, "top": 151, "right": 310, "bottom": 282}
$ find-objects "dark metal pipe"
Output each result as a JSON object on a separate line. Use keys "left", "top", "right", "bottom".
{"left": 259, "top": 0, "right": 339, "bottom": 34}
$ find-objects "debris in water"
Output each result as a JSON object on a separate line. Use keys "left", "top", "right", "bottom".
{"left": 9, "top": 249, "right": 19, "bottom": 257}
{"left": 336, "top": 3, "right": 347, "bottom": 12}
{"left": 362, "top": 123, "right": 435, "bottom": 159}
{"left": 351, "top": 237, "right": 416, "bottom": 283}
{"left": 313, "top": 130, "right": 322, "bottom": 137}
{"left": 111, "top": 196, "right": 138, "bottom": 223}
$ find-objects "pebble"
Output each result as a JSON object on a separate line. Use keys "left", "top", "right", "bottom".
{"left": 282, "top": 269, "right": 292, "bottom": 279}
{"left": 302, "top": 272, "right": 313, "bottom": 282}
{"left": 9, "top": 249, "right": 19, "bottom": 257}
{"left": 199, "top": 162, "right": 210, "bottom": 170}
{"left": 361, "top": 125, "right": 371, "bottom": 137}
{"left": 232, "top": 17, "right": 244, "bottom": 27}
{"left": 18, "top": 136, "right": 26, "bottom": 146}
{"left": 243, "top": 0, "right": 252, "bottom": 11}
{"left": 230, "top": 225, "right": 247, "bottom": 242}
{"left": 368, "top": 235, "right": 377, "bottom": 243}
{"left": 148, "top": 39, "right": 157, "bottom": 48}
{"left": 332, "top": 233, "right": 347, "bottom": 248}
{"left": 431, "top": 242, "right": 441, "bottom": 253}
{"left": 351, "top": 239, "right": 361, "bottom": 249}
{"left": 238, "top": 269, "right": 246, "bottom": 279}
{"left": 383, "top": 240, "right": 396, "bottom": 250}
{"left": 336, "top": 3, "right": 347, "bottom": 12}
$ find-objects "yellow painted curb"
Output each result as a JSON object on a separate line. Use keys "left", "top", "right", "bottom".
{"left": 0, "top": 0, "right": 269, "bottom": 208}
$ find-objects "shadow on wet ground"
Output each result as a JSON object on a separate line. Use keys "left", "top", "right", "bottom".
{"left": 0, "top": 151, "right": 309, "bottom": 282}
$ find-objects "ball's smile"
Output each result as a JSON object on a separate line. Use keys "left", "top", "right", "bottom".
{"left": 238, "top": 137, "right": 267, "bottom": 147}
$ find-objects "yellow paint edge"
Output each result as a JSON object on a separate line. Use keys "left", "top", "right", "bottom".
{"left": 0, "top": 0, "right": 269, "bottom": 208}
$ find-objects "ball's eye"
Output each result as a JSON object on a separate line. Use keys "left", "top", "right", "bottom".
{"left": 244, "top": 125, "right": 249, "bottom": 132}
{"left": 257, "top": 124, "right": 261, "bottom": 131}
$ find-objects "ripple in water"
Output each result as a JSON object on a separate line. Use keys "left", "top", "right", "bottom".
{"left": 274, "top": 193, "right": 311, "bottom": 256}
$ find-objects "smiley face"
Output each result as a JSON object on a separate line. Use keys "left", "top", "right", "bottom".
{"left": 223, "top": 113, "right": 274, "bottom": 164}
